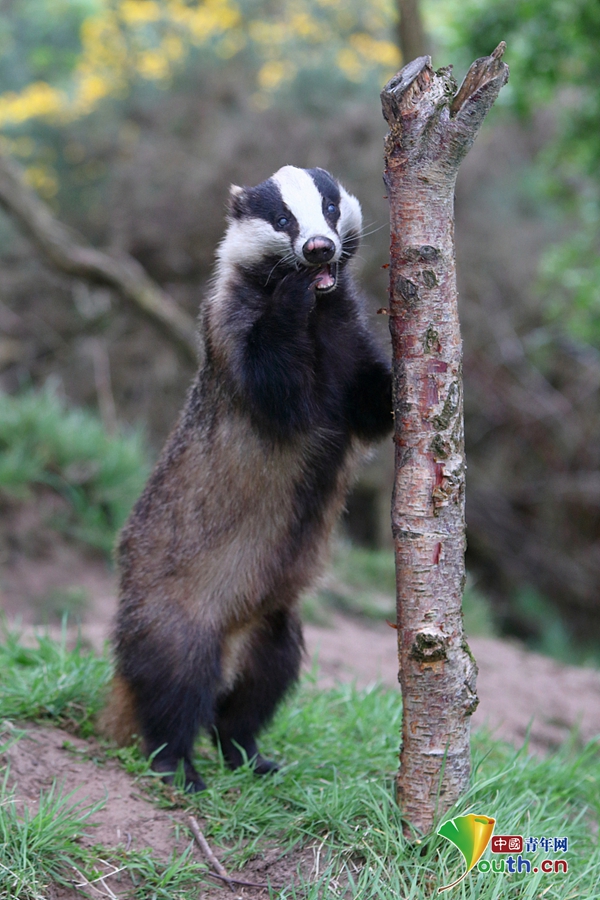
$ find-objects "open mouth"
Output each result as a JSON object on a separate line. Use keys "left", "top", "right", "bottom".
{"left": 312, "top": 262, "right": 338, "bottom": 293}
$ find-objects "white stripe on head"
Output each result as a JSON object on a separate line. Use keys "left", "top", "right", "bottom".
{"left": 339, "top": 186, "right": 362, "bottom": 239}
{"left": 272, "top": 166, "right": 342, "bottom": 260}
{"left": 216, "top": 217, "right": 290, "bottom": 271}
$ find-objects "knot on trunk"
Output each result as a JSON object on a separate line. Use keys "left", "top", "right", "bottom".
{"left": 411, "top": 629, "right": 448, "bottom": 663}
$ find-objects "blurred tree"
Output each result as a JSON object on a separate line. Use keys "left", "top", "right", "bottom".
{"left": 397, "top": 0, "right": 427, "bottom": 61}
{"left": 0, "top": 0, "right": 402, "bottom": 304}
{"left": 0, "top": 0, "right": 403, "bottom": 375}
{"left": 0, "top": 0, "right": 401, "bottom": 134}
{"left": 0, "top": 0, "right": 405, "bottom": 470}
{"left": 435, "top": 0, "right": 600, "bottom": 643}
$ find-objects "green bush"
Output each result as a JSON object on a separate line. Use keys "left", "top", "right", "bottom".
{"left": 0, "top": 388, "right": 150, "bottom": 555}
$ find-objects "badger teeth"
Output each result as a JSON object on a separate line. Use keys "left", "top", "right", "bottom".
{"left": 313, "top": 262, "right": 338, "bottom": 293}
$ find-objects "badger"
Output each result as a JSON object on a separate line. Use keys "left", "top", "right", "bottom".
{"left": 101, "top": 165, "right": 392, "bottom": 791}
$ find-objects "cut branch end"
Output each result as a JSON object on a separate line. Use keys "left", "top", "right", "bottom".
{"left": 450, "top": 44, "right": 509, "bottom": 118}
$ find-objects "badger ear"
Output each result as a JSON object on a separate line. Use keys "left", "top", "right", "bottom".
{"left": 227, "top": 184, "right": 246, "bottom": 219}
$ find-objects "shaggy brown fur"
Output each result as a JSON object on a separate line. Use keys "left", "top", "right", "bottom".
{"left": 101, "top": 166, "right": 392, "bottom": 790}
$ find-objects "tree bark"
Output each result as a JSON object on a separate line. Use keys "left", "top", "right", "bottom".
{"left": 0, "top": 152, "right": 197, "bottom": 363}
{"left": 397, "top": 0, "right": 428, "bottom": 62}
{"left": 381, "top": 45, "right": 509, "bottom": 836}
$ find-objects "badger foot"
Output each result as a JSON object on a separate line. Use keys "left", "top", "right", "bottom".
{"left": 252, "top": 754, "right": 279, "bottom": 776}
{"left": 222, "top": 744, "right": 279, "bottom": 775}
{"left": 153, "top": 757, "right": 207, "bottom": 793}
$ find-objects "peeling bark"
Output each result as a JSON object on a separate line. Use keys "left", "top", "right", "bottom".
{"left": 381, "top": 45, "right": 509, "bottom": 836}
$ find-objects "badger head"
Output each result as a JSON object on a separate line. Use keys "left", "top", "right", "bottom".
{"left": 217, "top": 165, "right": 362, "bottom": 294}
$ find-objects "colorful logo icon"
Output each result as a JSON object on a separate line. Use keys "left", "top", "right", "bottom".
{"left": 437, "top": 813, "right": 496, "bottom": 892}
{"left": 491, "top": 834, "right": 523, "bottom": 853}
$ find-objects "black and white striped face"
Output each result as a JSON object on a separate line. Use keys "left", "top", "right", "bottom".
{"left": 217, "top": 166, "right": 362, "bottom": 293}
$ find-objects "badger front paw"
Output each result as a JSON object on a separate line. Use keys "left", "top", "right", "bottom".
{"left": 272, "top": 268, "right": 317, "bottom": 310}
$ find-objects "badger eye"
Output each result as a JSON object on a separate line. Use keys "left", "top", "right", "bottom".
{"left": 277, "top": 215, "right": 289, "bottom": 228}
{"left": 326, "top": 202, "right": 338, "bottom": 215}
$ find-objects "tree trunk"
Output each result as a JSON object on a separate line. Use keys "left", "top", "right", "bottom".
{"left": 381, "top": 45, "right": 509, "bottom": 836}
{"left": 397, "top": 0, "right": 428, "bottom": 62}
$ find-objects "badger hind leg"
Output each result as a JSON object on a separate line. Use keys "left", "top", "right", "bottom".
{"left": 214, "top": 607, "right": 303, "bottom": 774}
{"left": 114, "top": 619, "right": 221, "bottom": 793}
{"left": 98, "top": 673, "right": 142, "bottom": 747}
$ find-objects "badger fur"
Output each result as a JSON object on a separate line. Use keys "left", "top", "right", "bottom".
{"left": 102, "top": 165, "right": 392, "bottom": 791}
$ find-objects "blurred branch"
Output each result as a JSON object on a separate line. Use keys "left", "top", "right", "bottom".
{"left": 397, "top": 0, "right": 428, "bottom": 62}
{"left": 0, "top": 151, "right": 198, "bottom": 363}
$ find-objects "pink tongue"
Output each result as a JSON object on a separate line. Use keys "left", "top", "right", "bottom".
{"left": 314, "top": 265, "right": 335, "bottom": 290}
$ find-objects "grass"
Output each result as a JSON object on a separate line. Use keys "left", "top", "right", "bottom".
{"left": 0, "top": 623, "right": 112, "bottom": 736}
{"left": 112, "top": 846, "right": 209, "bottom": 900}
{"left": 0, "top": 770, "right": 103, "bottom": 900}
{"left": 0, "top": 751, "right": 208, "bottom": 900}
{"left": 187, "top": 680, "right": 600, "bottom": 898}
{"left": 0, "top": 631, "right": 598, "bottom": 899}
{"left": 0, "top": 387, "right": 150, "bottom": 555}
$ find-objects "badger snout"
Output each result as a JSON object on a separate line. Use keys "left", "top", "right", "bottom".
{"left": 302, "top": 236, "right": 336, "bottom": 265}
{"left": 302, "top": 236, "right": 338, "bottom": 293}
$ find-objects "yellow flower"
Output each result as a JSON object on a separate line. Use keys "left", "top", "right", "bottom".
{"left": 257, "top": 60, "right": 289, "bottom": 91}
{"left": 336, "top": 48, "right": 363, "bottom": 82}
{"left": 215, "top": 31, "right": 246, "bottom": 59}
{"left": 249, "top": 20, "right": 287, "bottom": 47}
{"left": 71, "top": 73, "right": 113, "bottom": 116}
{"left": 119, "top": 0, "right": 162, "bottom": 25}
{"left": 350, "top": 33, "right": 399, "bottom": 68}
{"left": 0, "top": 82, "right": 66, "bottom": 127}
{"left": 163, "top": 34, "right": 185, "bottom": 61}
{"left": 137, "top": 50, "right": 171, "bottom": 81}
{"left": 290, "top": 12, "right": 323, "bottom": 42}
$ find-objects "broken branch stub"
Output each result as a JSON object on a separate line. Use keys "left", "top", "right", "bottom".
{"left": 381, "top": 45, "right": 509, "bottom": 836}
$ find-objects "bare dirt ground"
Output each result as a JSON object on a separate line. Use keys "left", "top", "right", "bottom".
{"left": 2, "top": 551, "right": 600, "bottom": 898}
{"left": 4, "top": 722, "right": 316, "bottom": 900}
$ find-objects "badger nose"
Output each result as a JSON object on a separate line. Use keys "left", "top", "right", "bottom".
{"left": 302, "top": 236, "right": 336, "bottom": 264}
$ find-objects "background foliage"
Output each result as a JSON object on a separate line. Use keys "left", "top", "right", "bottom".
{"left": 448, "top": 0, "right": 600, "bottom": 345}
{"left": 0, "top": 0, "right": 599, "bottom": 650}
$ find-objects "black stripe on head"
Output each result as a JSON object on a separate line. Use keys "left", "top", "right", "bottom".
{"left": 307, "top": 168, "right": 341, "bottom": 231}
{"left": 230, "top": 177, "right": 300, "bottom": 245}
